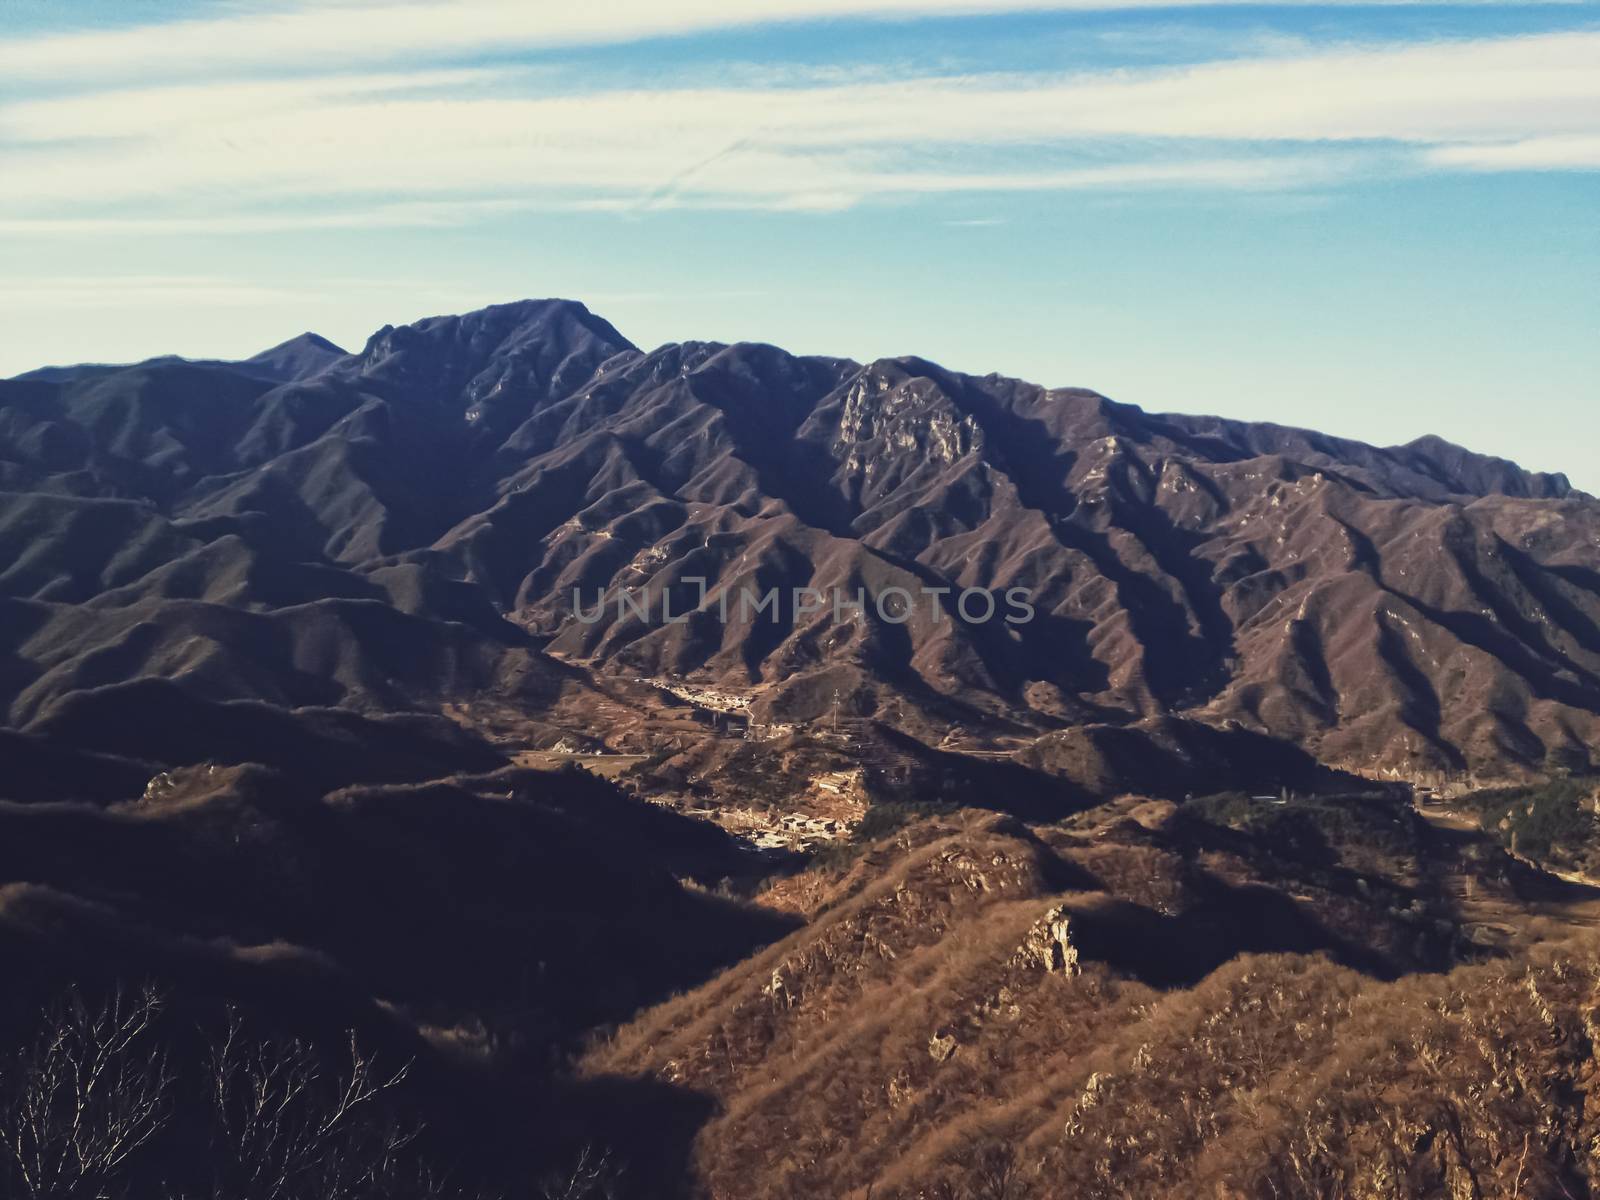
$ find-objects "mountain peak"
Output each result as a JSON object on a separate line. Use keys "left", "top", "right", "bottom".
{"left": 1395, "top": 432, "right": 1572, "bottom": 499}
{"left": 357, "top": 298, "right": 633, "bottom": 366}
{"left": 244, "top": 331, "right": 349, "bottom": 382}
{"left": 249, "top": 331, "right": 344, "bottom": 359}
{"left": 347, "top": 298, "right": 638, "bottom": 427}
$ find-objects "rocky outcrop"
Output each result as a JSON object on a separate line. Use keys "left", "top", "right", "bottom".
{"left": 1014, "top": 903, "right": 1081, "bottom": 976}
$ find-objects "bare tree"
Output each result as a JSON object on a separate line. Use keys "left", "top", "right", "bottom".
{"left": 536, "top": 1141, "right": 624, "bottom": 1200}
{"left": 0, "top": 988, "right": 505, "bottom": 1200}
{"left": 921, "top": 1138, "right": 1024, "bottom": 1200}
{"left": 967, "top": 1138, "right": 1021, "bottom": 1200}
{"left": 0, "top": 983, "right": 174, "bottom": 1200}
{"left": 203, "top": 1009, "right": 423, "bottom": 1200}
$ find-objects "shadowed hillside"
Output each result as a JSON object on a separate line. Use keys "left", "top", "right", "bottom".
{"left": 4, "top": 298, "right": 1598, "bottom": 778}
{"left": 0, "top": 751, "right": 795, "bottom": 1197}
{"left": 5, "top": 299, "right": 1600, "bottom": 1198}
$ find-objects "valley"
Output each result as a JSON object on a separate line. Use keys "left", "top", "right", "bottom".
{"left": 2, "top": 298, "right": 1598, "bottom": 1198}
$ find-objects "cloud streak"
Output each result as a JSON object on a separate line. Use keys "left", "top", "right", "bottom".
{"left": 0, "top": 0, "right": 1570, "bottom": 81}
{"left": 0, "top": 276, "right": 306, "bottom": 308}
{"left": 0, "top": 27, "right": 1595, "bottom": 227}
{"left": 1426, "top": 133, "right": 1600, "bottom": 169}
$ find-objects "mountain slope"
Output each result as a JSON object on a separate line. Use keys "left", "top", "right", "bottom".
{"left": 584, "top": 800, "right": 1600, "bottom": 1200}
{"left": 1, "top": 298, "right": 1595, "bottom": 779}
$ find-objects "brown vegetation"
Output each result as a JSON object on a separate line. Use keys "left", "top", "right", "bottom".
{"left": 6, "top": 300, "right": 1600, "bottom": 1198}
{"left": 586, "top": 797, "right": 1600, "bottom": 1198}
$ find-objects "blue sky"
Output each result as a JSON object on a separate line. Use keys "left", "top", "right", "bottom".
{"left": 1, "top": 1, "right": 1596, "bottom": 487}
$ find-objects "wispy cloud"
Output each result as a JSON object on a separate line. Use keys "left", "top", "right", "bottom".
{"left": 0, "top": 0, "right": 1570, "bottom": 81}
{"left": 1426, "top": 134, "right": 1600, "bottom": 169}
{"left": 0, "top": 276, "right": 306, "bottom": 308}
{"left": 0, "top": 28, "right": 1595, "bottom": 226}
{"left": 0, "top": 274, "right": 502, "bottom": 321}
{"left": 0, "top": 200, "right": 530, "bottom": 236}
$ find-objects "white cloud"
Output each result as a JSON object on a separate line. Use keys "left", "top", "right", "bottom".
{"left": 0, "top": 69, "right": 506, "bottom": 143}
{"left": 1426, "top": 134, "right": 1600, "bottom": 169}
{"left": 0, "top": 200, "right": 530, "bottom": 236}
{"left": 0, "top": 276, "right": 305, "bottom": 308}
{"left": 0, "top": 29, "right": 1594, "bottom": 223}
{"left": 0, "top": 0, "right": 1565, "bottom": 81}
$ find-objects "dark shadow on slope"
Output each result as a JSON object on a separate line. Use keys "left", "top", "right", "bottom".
{"left": 1067, "top": 875, "right": 1398, "bottom": 988}
{"left": 1021, "top": 717, "right": 1376, "bottom": 801}
{"left": 0, "top": 759, "right": 797, "bottom": 1199}
{"left": 24, "top": 679, "right": 507, "bottom": 789}
{"left": 871, "top": 725, "right": 1100, "bottom": 821}
{"left": 1286, "top": 616, "right": 1341, "bottom": 723}
{"left": 928, "top": 371, "right": 1232, "bottom": 708}
{"left": 0, "top": 763, "right": 794, "bottom": 1041}
{"left": 1372, "top": 611, "right": 1462, "bottom": 764}
{"left": 545, "top": 1075, "right": 719, "bottom": 1200}
{"left": 0, "top": 729, "right": 154, "bottom": 803}
{"left": 1345, "top": 516, "right": 1600, "bottom": 719}
{"left": 682, "top": 344, "right": 862, "bottom": 536}
{"left": 1497, "top": 540, "right": 1600, "bottom": 660}
{"left": 0, "top": 935, "right": 723, "bottom": 1200}
{"left": 1442, "top": 537, "right": 1600, "bottom": 698}
{"left": 1101, "top": 471, "right": 1238, "bottom": 707}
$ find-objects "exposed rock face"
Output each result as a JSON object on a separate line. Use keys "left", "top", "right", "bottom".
{"left": 586, "top": 804, "right": 1600, "bottom": 1200}
{"left": 1015, "top": 904, "right": 1081, "bottom": 976}
{"left": 927, "top": 1031, "right": 959, "bottom": 1062}
{"left": 2, "top": 297, "right": 1596, "bottom": 775}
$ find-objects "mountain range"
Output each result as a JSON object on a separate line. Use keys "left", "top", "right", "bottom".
{"left": 6, "top": 298, "right": 1600, "bottom": 1199}
{"left": 3, "top": 297, "right": 1596, "bottom": 784}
